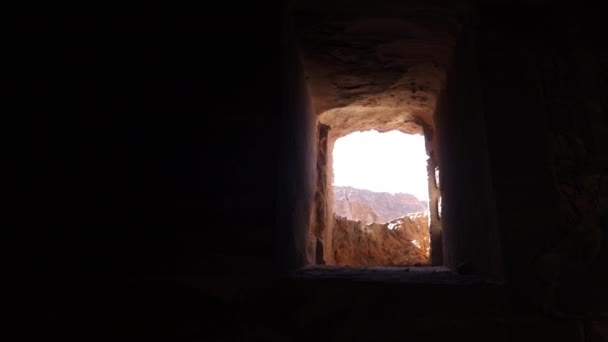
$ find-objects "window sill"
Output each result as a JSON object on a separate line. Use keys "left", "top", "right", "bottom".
{"left": 290, "top": 265, "right": 500, "bottom": 286}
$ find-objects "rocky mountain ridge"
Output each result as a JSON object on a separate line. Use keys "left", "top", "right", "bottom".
{"left": 334, "top": 185, "right": 427, "bottom": 224}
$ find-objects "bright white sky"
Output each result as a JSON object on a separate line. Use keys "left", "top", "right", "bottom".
{"left": 333, "top": 130, "right": 429, "bottom": 201}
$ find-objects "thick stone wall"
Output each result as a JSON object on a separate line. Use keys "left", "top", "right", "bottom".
{"left": 479, "top": 3, "right": 608, "bottom": 315}
{"left": 433, "top": 22, "right": 504, "bottom": 279}
{"left": 291, "top": 5, "right": 460, "bottom": 267}
{"left": 277, "top": 21, "right": 319, "bottom": 269}
{"left": 308, "top": 123, "right": 332, "bottom": 264}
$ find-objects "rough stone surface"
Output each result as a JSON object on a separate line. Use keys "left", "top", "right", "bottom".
{"left": 292, "top": 7, "right": 453, "bottom": 265}
{"left": 332, "top": 212, "right": 430, "bottom": 266}
{"left": 334, "top": 186, "right": 427, "bottom": 224}
{"left": 291, "top": 8, "right": 463, "bottom": 137}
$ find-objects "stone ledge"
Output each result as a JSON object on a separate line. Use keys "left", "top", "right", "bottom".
{"left": 290, "top": 265, "right": 500, "bottom": 285}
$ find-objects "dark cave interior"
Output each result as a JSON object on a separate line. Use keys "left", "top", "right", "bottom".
{"left": 3, "top": 1, "right": 608, "bottom": 340}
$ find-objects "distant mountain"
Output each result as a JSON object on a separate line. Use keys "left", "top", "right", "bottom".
{"left": 334, "top": 186, "right": 427, "bottom": 224}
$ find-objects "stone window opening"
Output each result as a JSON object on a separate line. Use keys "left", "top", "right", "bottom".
{"left": 330, "top": 129, "right": 433, "bottom": 266}
{"left": 284, "top": 8, "right": 505, "bottom": 281}
{"left": 307, "top": 119, "right": 443, "bottom": 268}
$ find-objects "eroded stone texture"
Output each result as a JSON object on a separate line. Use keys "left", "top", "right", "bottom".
{"left": 332, "top": 212, "right": 429, "bottom": 266}
{"left": 291, "top": 7, "right": 464, "bottom": 139}
{"left": 291, "top": 3, "right": 460, "bottom": 265}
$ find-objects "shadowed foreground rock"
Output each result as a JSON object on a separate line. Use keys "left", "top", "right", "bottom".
{"left": 333, "top": 211, "right": 430, "bottom": 266}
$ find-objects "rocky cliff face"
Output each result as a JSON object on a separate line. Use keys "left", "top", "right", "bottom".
{"left": 332, "top": 211, "right": 430, "bottom": 266}
{"left": 334, "top": 186, "right": 427, "bottom": 224}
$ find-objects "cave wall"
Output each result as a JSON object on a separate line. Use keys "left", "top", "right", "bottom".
{"left": 308, "top": 123, "right": 334, "bottom": 264}
{"left": 3, "top": 2, "right": 608, "bottom": 340}
{"left": 478, "top": 3, "right": 608, "bottom": 314}
{"left": 4, "top": 8, "right": 287, "bottom": 338}
{"left": 277, "top": 21, "right": 319, "bottom": 270}
{"left": 479, "top": 4, "right": 562, "bottom": 294}
{"left": 434, "top": 22, "right": 504, "bottom": 280}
